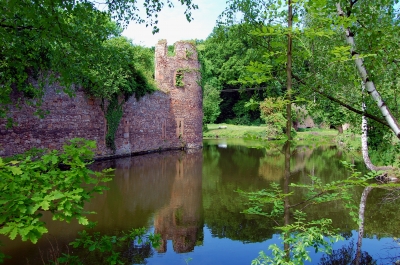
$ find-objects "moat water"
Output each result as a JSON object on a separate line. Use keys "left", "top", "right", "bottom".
{"left": 2, "top": 139, "right": 400, "bottom": 264}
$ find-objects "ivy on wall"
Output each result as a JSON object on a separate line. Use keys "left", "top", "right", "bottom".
{"left": 104, "top": 95, "right": 123, "bottom": 151}
{"left": 101, "top": 64, "right": 155, "bottom": 151}
{"left": 175, "top": 67, "right": 198, "bottom": 88}
{"left": 76, "top": 38, "right": 157, "bottom": 152}
{"left": 176, "top": 70, "right": 184, "bottom": 87}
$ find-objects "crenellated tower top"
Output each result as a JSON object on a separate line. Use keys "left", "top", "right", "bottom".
{"left": 155, "top": 40, "right": 199, "bottom": 92}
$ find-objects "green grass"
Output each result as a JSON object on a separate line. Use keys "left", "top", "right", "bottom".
{"left": 204, "top": 124, "right": 267, "bottom": 139}
{"left": 203, "top": 124, "right": 361, "bottom": 150}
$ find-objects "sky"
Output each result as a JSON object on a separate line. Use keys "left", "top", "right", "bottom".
{"left": 122, "top": 0, "right": 228, "bottom": 47}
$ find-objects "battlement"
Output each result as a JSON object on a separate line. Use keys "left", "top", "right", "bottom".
{"left": 155, "top": 40, "right": 200, "bottom": 92}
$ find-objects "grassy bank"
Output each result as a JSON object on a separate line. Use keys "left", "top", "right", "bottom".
{"left": 204, "top": 124, "right": 267, "bottom": 138}
{"left": 203, "top": 123, "right": 361, "bottom": 150}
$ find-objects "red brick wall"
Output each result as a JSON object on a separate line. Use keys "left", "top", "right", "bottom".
{"left": 0, "top": 41, "right": 203, "bottom": 158}
{"left": 0, "top": 87, "right": 110, "bottom": 157}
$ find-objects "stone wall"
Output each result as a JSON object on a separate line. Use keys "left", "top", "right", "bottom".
{"left": 0, "top": 41, "right": 203, "bottom": 157}
{"left": 0, "top": 87, "right": 110, "bottom": 157}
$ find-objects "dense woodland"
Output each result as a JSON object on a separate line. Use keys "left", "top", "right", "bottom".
{"left": 199, "top": 0, "right": 400, "bottom": 168}
{"left": 1, "top": 0, "right": 400, "bottom": 264}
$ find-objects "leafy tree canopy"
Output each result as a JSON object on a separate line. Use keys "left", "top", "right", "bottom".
{"left": 206, "top": 0, "right": 400, "bottom": 155}
{"left": 0, "top": 0, "right": 198, "bottom": 122}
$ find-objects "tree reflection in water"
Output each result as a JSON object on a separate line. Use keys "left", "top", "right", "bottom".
{"left": 319, "top": 240, "right": 376, "bottom": 265}
{"left": 4, "top": 141, "right": 400, "bottom": 264}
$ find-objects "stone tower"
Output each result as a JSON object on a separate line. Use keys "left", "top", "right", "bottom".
{"left": 155, "top": 40, "right": 203, "bottom": 149}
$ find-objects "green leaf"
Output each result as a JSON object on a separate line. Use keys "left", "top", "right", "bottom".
{"left": 78, "top": 216, "right": 89, "bottom": 225}
{"left": 40, "top": 200, "right": 50, "bottom": 211}
{"left": 9, "top": 227, "right": 18, "bottom": 240}
{"left": 10, "top": 166, "right": 23, "bottom": 175}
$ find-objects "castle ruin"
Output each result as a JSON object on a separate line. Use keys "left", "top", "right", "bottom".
{"left": 0, "top": 41, "right": 203, "bottom": 157}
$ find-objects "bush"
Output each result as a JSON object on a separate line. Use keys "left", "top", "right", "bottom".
{"left": 0, "top": 139, "right": 112, "bottom": 244}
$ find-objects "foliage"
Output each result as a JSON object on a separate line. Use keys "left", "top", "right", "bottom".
{"left": 307, "top": 100, "right": 350, "bottom": 129}
{"left": 166, "top": 44, "right": 175, "bottom": 56}
{"left": 0, "top": 0, "right": 195, "bottom": 122}
{"left": 197, "top": 42, "right": 224, "bottom": 125}
{"left": 239, "top": 160, "right": 382, "bottom": 264}
{"left": 80, "top": 37, "right": 156, "bottom": 101}
{"left": 83, "top": 37, "right": 156, "bottom": 150}
{"left": 252, "top": 212, "right": 343, "bottom": 265}
{"left": 202, "top": 80, "right": 223, "bottom": 124}
{"left": 198, "top": 24, "right": 267, "bottom": 124}
{"left": 0, "top": 246, "right": 8, "bottom": 264}
{"left": 175, "top": 70, "right": 184, "bottom": 87}
{"left": 53, "top": 225, "right": 161, "bottom": 265}
{"left": 368, "top": 120, "right": 400, "bottom": 167}
{"left": 260, "top": 97, "right": 288, "bottom": 139}
{"left": 104, "top": 96, "right": 124, "bottom": 151}
{"left": 230, "top": 98, "right": 259, "bottom": 125}
{"left": 0, "top": 138, "right": 112, "bottom": 244}
{"left": 213, "top": 0, "right": 400, "bottom": 159}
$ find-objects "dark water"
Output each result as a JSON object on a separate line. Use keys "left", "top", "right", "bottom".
{"left": 2, "top": 139, "right": 400, "bottom": 264}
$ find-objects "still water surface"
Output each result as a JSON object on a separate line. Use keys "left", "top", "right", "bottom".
{"left": 2, "top": 139, "right": 400, "bottom": 264}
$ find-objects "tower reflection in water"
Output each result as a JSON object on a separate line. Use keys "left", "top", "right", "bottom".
{"left": 154, "top": 149, "right": 204, "bottom": 253}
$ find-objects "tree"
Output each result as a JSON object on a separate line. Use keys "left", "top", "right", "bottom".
{"left": 197, "top": 42, "right": 223, "bottom": 126}
{"left": 202, "top": 80, "right": 223, "bottom": 125}
{"left": 335, "top": 1, "right": 400, "bottom": 138}
{"left": 259, "top": 97, "right": 288, "bottom": 139}
{"left": 218, "top": 0, "right": 400, "bottom": 167}
{"left": 216, "top": 0, "right": 400, "bottom": 263}
{"left": 216, "top": 1, "right": 315, "bottom": 131}
{"left": 285, "top": 0, "right": 293, "bottom": 140}
{"left": 0, "top": 0, "right": 198, "bottom": 123}
{"left": 198, "top": 24, "right": 268, "bottom": 125}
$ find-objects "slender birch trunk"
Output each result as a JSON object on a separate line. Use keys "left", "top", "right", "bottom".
{"left": 336, "top": 3, "right": 400, "bottom": 139}
{"left": 361, "top": 106, "right": 376, "bottom": 171}
{"left": 354, "top": 186, "right": 373, "bottom": 265}
{"left": 361, "top": 84, "right": 393, "bottom": 171}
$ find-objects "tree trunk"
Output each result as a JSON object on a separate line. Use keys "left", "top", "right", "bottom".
{"left": 361, "top": 84, "right": 392, "bottom": 171}
{"left": 283, "top": 1, "right": 293, "bottom": 258}
{"left": 336, "top": 3, "right": 400, "bottom": 139}
{"left": 355, "top": 186, "right": 373, "bottom": 265}
{"left": 285, "top": 0, "right": 293, "bottom": 140}
{"left": 361, "top": 113, "right": 377, "bottom": 171}
{"left": 283, "top": 141, "right": 291, "bottom": 261}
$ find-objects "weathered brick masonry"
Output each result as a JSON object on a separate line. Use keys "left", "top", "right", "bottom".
{"left": 0, "top": 41, "right": 203, "bottom": 157}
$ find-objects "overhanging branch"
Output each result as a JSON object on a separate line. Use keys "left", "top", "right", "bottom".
{"left": 291, "top": 73, "right": 390, "bottom": 129}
